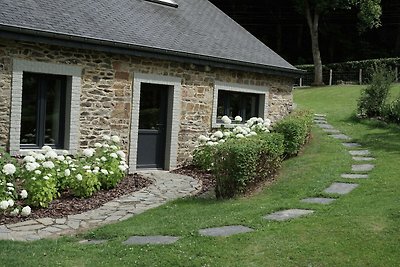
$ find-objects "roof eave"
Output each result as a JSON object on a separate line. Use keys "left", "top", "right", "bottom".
{"left": 0, "top": 25, "right": 304, "bottom": 78}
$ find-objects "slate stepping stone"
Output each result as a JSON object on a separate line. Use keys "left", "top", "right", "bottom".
{"left": 198, "top": 225, "right": 254, "bottom": 237}
{"left": 78, "top": 239, "right": 108, "bottom": 245}
{"left": 323, "top": 129, "right": 341, "bottom": 133}
{"left": 342, "top": 143, "right": 361, "bottom": 148}
{"left": 314, "top": 120, "right": 327, "bottom": 124}
{"left": 318, "top": 124, "right": 334, "bottom": 129}
{"left": 263, "top": 209, "right": 314, "bottom": 221}
{"left": 329, "top": 134, "right": 351, "bottom": 140}
{"left": 324, "top": 182, "right": 359, "bottom": 195}
{"left": 314, "top": 114, "right": 326, "bottom": 117}
{"left": 341, "top": 174, "right": 369, "bottom": 179}
{"left": 123, "top": 236, "right": 180, "bottom": 245}
{"left": 353, "top": 157, "right": 375, "bottom": 161}
{"left": 349, "top": 150, "right": 370, "bottom": 156}
{"left": 301, "top": 198, "right": 336, "bottom": 204}
{"left": 352, "top": 164, "right": 374, "bottom": 172}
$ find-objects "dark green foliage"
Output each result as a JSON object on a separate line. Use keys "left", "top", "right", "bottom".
{"left": 383, "top": 97, "right": 400, "bottom": 124}
{"left": 213, "top": 134, "right": 284, "bottom": 199}
{"left": 273, "top": 110, "right": 313, "bottom": 157}
{"left": 192, "top": 145, "right": 217, "bottom": 171}
{"left": 357, "top": 66, "right": 395, "bottom": 117}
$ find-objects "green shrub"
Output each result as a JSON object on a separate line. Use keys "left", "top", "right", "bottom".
{"left": 384, "top": 97, "right": 400, "bottom": 123}
{"left": 213, "top": 133, "right": 284, "bottom": 199}
{"left": 192, "top": 145, "right": 218, "bottom": 171}
{"left": 23, "top": 171, "right": 59, "bottom": 208}
{"left": 67, "top": 169, "right": 100, "bottom": 198}
{"left": 357, "top": 66, "right": 395, "bottom": 118}
{"left": 273, "top": 110, "right": 313, "bottom": 157}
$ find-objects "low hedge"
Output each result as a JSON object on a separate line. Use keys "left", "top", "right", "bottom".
{"left": 213, "top": 133, "right": 284, "bottom": 199}
{"left": 273, "top": 110, "right": 313, "bottom": 157}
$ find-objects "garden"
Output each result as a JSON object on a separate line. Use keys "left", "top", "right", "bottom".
{"left": 1, "top": 75, "right": 400, "bottom": 266}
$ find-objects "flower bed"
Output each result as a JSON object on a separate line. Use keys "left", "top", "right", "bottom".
{"left": 0, "top": 135, "right": 132, "bottom": 218}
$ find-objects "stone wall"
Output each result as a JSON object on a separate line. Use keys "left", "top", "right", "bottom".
{"left": 0, "top": 38, "right": 294, "bottom": 166}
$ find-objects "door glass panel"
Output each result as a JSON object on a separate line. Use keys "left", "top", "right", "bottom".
{"left": 45, "top": 79, "right": 63, "bottom": 145}
{"left": 139, "top": 83, "right": 164, "bottom": 130}
{"left": 21, "top": 73, "right": 39, "bottom": 145}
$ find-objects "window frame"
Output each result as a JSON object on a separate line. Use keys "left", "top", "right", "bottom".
{"left": 10, "top": 59, "right": 82, "bottom": 156}
{"left": 212, "top": 82, "right": 269, "bottom": 128}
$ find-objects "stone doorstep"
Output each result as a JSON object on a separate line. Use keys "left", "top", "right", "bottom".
{"left": 263, "top": 209, "right": 314, "bottom": 221}
{"left": 324, "top": 183, "right": 359, "bottom": 195}
{"left": 351, "top": 164, "right": 374, "bottom": 172}
{"left": 198, "top": 225, "right": 254, "bottom": 237}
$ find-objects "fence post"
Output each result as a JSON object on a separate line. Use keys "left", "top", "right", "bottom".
{"left": 396, "top": 66, "right": 399, "bottom": 83}
{"left": 359, "top": 69, "right": 363, "bottom": 85}
{"left": 329, "top": 69, "right": 333, "bottom": 86}
{"left": 299, "top": 77, "right": 303, "bottom": 87}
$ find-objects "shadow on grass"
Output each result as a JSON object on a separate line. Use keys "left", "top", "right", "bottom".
{"left": 342, "top": 115, "right": 400, "bottom": 155}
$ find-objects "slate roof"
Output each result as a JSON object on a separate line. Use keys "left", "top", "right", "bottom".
{"left": 0, "top": 0, "right": 299, "bottom": 75}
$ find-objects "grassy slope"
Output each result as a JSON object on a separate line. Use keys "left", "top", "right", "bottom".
{"left": 1, "top": 85, "right": 399, "bottom": 267}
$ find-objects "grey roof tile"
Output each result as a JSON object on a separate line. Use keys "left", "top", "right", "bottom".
{"left": 0, "top": 0, "right": 297, "bottom": 72}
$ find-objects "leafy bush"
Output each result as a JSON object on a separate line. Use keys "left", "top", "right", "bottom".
{"left": 383, "top": 97, "right": 400, "bottom": 124}
{"left": 192, "top": 145, "right": 218, "bottom": 170}
{"left": 213, "top": 133, "right": 284, "bottom": 199}
{"left": 357, "top": 66, "right": 395, "bottom": 118}
{"left": 273, "top": 110, "right": 313, "bottom": 157}
{"left": 67, "top": 166, "right": 100, "bottom": 198}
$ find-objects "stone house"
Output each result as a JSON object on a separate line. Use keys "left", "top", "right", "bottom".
{"left": 0, "top": 0, "right": 301, "bottom": 173}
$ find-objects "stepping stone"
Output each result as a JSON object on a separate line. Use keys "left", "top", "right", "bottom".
{"left": 314, "top": 114, "right": 326, "bottom": 117}
{"left": 341, "top": 173, "right": 369, "bottom": 179}
{"left": 353, "top": 157, "right": 375, "bottom": 161}
{"left": 329, "top": 134, "right": 351, "bottom": 140}
{"left": 314, "top": 120, "right": 327, "bottom": 124}
{"left": 123, "top": 236, "right": 180, "bottom": 245}
{"left": 263, "top": 209, "right": 314, "bottom": 221}
{"left": 301, "top": 198, "right": 336, "bottom": 204}
{"left": 349, "top": 150, "right": 370, "bottom": 156}
{"left": 198, "top": 225, "right": 254, "bottom": 237}
{"left": 318, "top": 124, "right": 334, "bottom": 129}
{"left": 324, "top": 183, "right": 359, "bottom": 195}
{"left": 78, "top": 239, "right": 108, "bottom": 245}
{"left": 323, "top": 129, "right": 341, "bottom": 133}
{"left": 342, "top": 143, "right": 361, "bottom": 148}
{"left": 352, "top": 164, "right": 374, "bottom": 172}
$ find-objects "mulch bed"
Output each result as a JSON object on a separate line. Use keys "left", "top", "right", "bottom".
{"left": 0, "top": 173, "right": 151, "bottom": 225}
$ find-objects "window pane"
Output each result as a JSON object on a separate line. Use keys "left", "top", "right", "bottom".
{"left": 21, "top": 73, "right": 38, "bottom": 145}
{"left": 45, "top": 78, "right": 64, "bottom": 146}
{"left": 216, "top": 89, "right": 260, "bottom": 121}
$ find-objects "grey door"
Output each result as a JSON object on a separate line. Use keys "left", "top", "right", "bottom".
{"left": 137, "top": 83, "right": 168, "bottom": 169}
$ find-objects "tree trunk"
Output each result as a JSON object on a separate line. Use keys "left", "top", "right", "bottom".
{"left": 304, "top": 1, "right": 324, "bottom": 86}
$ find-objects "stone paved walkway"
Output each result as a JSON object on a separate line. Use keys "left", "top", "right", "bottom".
{"left": 0, "top": 171, "right": 201, "bottom": 241}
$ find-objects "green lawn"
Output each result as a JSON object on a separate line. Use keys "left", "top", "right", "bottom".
{"left": 1, "top": 85, "right": 400, "bottom": 266}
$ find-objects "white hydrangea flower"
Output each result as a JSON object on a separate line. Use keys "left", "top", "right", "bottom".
{"left": 83, "top": 165, "right": 91, "bottom": 170}
{"left": 116, "top": 150, "right": 126, "bottom": 159}
{"left": 43, "top": 175, "right": 49, "bottom": 180}
{"left": 57, "top": 155, "right": 65, "bottom": 161}
{"left": 218, "top": 139, "right": 226, "bottom": 143}
{"left": 94, "top": 143, "right": 102, "bottom": 148}
{"left": 101, "top": 169, "right": 109, "bottom": 175}
{"left": 111, "top": 135, "right": 120, "bottom": 143}
{"left": 250, "top": 131, "right": 257, "bottom": 136}
{"left": 0, "top": 200, "right": 9, "bottom": 210}
{"left": 118, "top": 165, "right": 127, "bottom": 172}
{"left": 62, "top": 150, "right": 69, "bottom": 155}
{"left": 45, "top": 150, "right": 58, "bottom": 159}
{"left": 7, "top": 199, "right": 14, "bottom": 207}
{"left": 223, "top": 131, "right": 232, "bottom": 137}
{"left": 110, "top": 145, "right": 118, "bottom": 150}
{"left": 86, "top": 169, "right": 92, "bottom": 173}
{"left": 110, "top": 171, "right": 114, "bottom": 175}
{"left": 94, "top": 166, "right": 100, "bottom": 171}
{"left": 31, "top": 177, "right": 36, "bottom": 181}
{"left": 264, "top": 118, "right": 271, "bottom": 127}
{"left": 7, "top": 187, "right": 14, "bottom": 191}
{"left": 236, "top": 134, "right": 245, "bottom": 138}
{"left": 26, "top": 162, "right": 40, "bottom": 172}
{"left": 34, "top": 170, "right": 42, "bottom": 175}
{"left": 101, "top": 156, "right": 107, "bottom": 162}
{"left": 82, "top": 148, "right": 95, "bottom": 157}
{"left": 42, "top": 161, "right": 55, "bottom": 169}
{"left": 34, "top": 153, "right": 46, "bottom": 161}
{"left": 234, "top": 116, "right": 243, "bottom": 122}
{"left": 213, "top": 131, "right": 224, "bottom": 139}
{"left": 41, "top": 145, "right": 53, "bottom": 152}
{"left": 6, "top": 183, "right": 14, "bottom": 187}
{"left": 64, "top": 169, "right": 71, "bottom": 177}
{"left": 76, "top": 174, "right": 83, "bottom": 181}
{"left": 10, "top": 208, "right": 20, "bottom": 216}
{"left": 93, "top": 169, "right": 99, "bottom": 174}
{"left": 110, "top": 153, "right": 118, "bottom": 159}
{"left": 23, "top": 155, "right": 36, "bottom": 163}
{"left": 221, "top": 115, "right": 232, "bottom": 125}
{"left": 21, "top": 206, "right": 31, "bottom": 216}
{"left": 198, "top": 135, "right": 209, "bottom": 143}
{"left": 2, "top": 163, "right": 16, "bottom": 175}
{"left": 28, "top": 151, "right": 37, "bottom": 157}
{"left": 102, "top": 135, "right": 111, "bottom": 141}
{"left": 20, "top": 189, "right": 28, "bottom": 199}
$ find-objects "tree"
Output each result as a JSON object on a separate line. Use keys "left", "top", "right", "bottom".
{"left": 294, "top": 0, "right": 382, "bottom": 85}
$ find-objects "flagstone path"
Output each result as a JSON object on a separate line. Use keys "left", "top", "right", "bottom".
{"left": 1, "top": 113, "right": 378, "bottom": 245}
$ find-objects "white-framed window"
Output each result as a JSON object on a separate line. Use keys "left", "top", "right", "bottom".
{"left": 212, "top": 81, "right": 269, "bottom": 128}
{"left": 10, "top": 59, "right": 81, "bottom": 155}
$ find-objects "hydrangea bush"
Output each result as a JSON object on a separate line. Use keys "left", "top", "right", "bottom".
{"left": 0, "top": 135, "right": 129, "bottom": 215}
